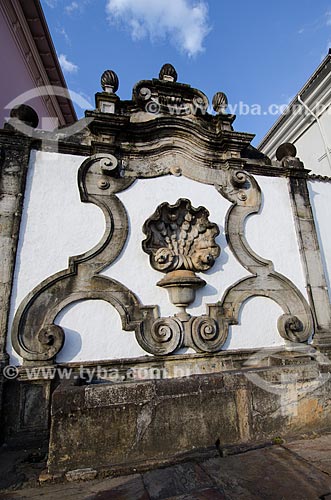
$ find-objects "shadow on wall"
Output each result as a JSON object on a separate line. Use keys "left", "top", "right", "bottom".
{"left": 223, "top": 295, "right": 285, "bottom": 350}
{"left": 54, "top": 327, "right": 82, "bottom": 362}
{"left": 193, "top": 226, "right": 230, "bottom": 308}
{"left": 53, "top": 296, "right": 286, "bottom": 364}
{"left": 55, "top": 299, "right": 146, "bottom": 363}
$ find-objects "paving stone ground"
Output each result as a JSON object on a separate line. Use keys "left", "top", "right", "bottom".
{"left": 1, "top": 435, "right": 331, "bottom": 499}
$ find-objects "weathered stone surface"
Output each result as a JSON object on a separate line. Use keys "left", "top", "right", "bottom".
{"left": 201, "top": 446, "right": 331, "bottom": 499}
{"left": 0, "top": 132, "right": 33, "bottom": 430}
{"left": 100, "top": 69, "right": 119, "bottom": 94}
{"left": 2, "top": 380, "right": 51, "bottom": 447}
{"left": 288, "top": 170, "right": 331, "bottom": 344}
{"left": 38, "top": 469, "right": 55, "bottom": 483}
{"left": 143, "top": 462, "right": 212, "bottom": 499}
{"left": 164, "top": 490, "right": 226, "bottom": 500}
{"left": 90, "top": 476, "right": 149, "bottom": 500}
{"left": 65, "top": 468, "right": 98, "bottom": 482}
{"left": 284, "top": 435, "right": 331, "bottom": 475}
{"left": 142, "top": 198, "right": 220, "bottom": 274}
{"left": 47, "top": 372, "right": 241, "bottom": 474}
{"left": 47, "top": 360, "right": 331, "bottom": 476}
{"left": 0, "top": 134, "right": 32, "bottom": 352}
{"left": 3, "top": 435, "right": 331, "bottom": 499}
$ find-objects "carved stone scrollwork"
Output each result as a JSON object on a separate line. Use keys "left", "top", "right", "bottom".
{"left": 149, "top": 317, "right": 183, "bottom": 355}
{"left": 278, "top": 315, "right": 304, "bottom": 342}
{"left": 12, "top": 152, "right": 314, "bottom": 362}
{"left": 216, "top": 167, "right": 314, "bottom": 344}
{"left": 132, "top": 64, "right": 209, "bottom": 117}
{"left": 191, "top": 316, "right": 221, "bottom": 352}
{"left": 140, "top": 166, "right": 313, "bottom": 352}
{"left": 11, "top": 154, "right": 160, "bottom": 363}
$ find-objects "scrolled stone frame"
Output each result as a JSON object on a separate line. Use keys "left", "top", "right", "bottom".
{"left": 11, "top": 154, "right": 161, "bottom": 364}
{"left": 217, "top": 169, "right": 314, "bottom": 343}
{"left": 11, "top": 153, "right": 314, "bottom": 364}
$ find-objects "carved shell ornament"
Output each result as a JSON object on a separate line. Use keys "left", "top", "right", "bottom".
{"left": 142, "top": 199, "right": 220, "bottom": 274}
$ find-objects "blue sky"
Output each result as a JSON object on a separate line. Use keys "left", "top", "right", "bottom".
{"left": 42, "top": 0, "right": 331, "bottom": 145}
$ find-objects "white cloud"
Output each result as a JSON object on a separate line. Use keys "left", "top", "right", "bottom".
{"left": 65, "top": 1, "right": 79, "bottom": 14}
{"left": 326, "top": 10, "right": 331, "bottom": 26}
{"left": 57, "top": 27, "right": 71, "bottom": 44}
{"left": 106, "top": 0, "right": 211, "bottom": 57}
{"left": 58, "top": 54, "right": 79, "bottom": 73}
{"left": 44, "top": 0, "right": 58, "bottom": 7}
{"left": 64, "top": 0, "right": 91, "bottom": 15}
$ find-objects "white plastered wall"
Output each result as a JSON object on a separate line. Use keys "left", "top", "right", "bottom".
{"left": 8, "top": 150, "right": 308, "bottom": 364}
{"left": 308, "top": 181, "right": 331, "bottom": 300}
{"left": 295, "top": 109, "right": 331, "bottom": 176}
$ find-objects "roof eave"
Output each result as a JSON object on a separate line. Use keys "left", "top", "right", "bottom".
{"left": 258, "top": 50, "right": 331, "bottom": 152}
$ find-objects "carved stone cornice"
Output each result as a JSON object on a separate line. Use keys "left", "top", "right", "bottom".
{"left": 87, "top": 112, "right": 254, "bottom": 155}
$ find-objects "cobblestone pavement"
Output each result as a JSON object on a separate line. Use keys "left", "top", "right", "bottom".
{"left": 1, "top": 435, "right": 331, "bottom": 499}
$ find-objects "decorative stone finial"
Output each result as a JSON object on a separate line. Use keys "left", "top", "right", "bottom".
{"left": 212, "top": 92, "right": 228, "bottom": 114}
{"left": 276, "top": 143, "right": 297, "bottom": 161}
{"left": 276, "top": 143, "right": 304, "bottom": 169}
{"left": 10, "top": 104, "right": 39, "bottom": 128}
{"left": 101, "top": 69, "right": 119, "bottom": 93}
{"left": 159, "top": 63, "right": 178, "bottom": 83}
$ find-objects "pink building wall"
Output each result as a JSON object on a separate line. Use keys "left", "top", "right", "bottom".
{"left": 0, "top": 11, "right": 58, "bottom": 130}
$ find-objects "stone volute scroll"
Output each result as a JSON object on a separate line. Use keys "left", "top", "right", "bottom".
{"left": 142, "top": 199, "right": 220, "bottom": 317}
